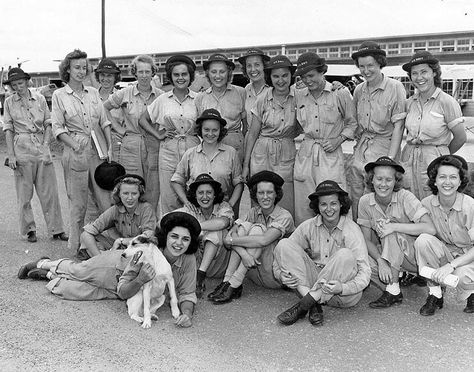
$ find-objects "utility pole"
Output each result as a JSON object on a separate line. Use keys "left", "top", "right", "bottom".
{"left": 101, "top": 0, "right": 106, "bottom": 58}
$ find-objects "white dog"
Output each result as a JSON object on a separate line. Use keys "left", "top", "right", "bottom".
{"left": 121, "top": 236, "right": 180, "bottom": 329}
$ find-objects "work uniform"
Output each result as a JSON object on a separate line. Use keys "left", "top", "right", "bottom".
{"left": 99, "top": 87, "right": 125, "bottom": 162}
{"left": 294, "top": 83, "right": 357, "bottom": 225}
{"left": 234, "top": 205, "right": 295, "bottom": 288}
{"left": 274, "top": 215, "right": 370, "bottom": 307}
{"left": 357, "top": 189, "right": 428, "bottom": 281}
{"left": 81, "top": 201, "right": 156, "bottom": 252}
{"left": 401, "top": 88, "right": 464, "bottom": 199}
{"left": 147, "top": 90, "right": 199, "bottom": 214}
{"left": 177, "top": 201, "right": 234, "bottom": 278}
{"left": 195, "top": 84, "right": 247, "bottom": 162}
{"left": 105, "top": 84, "right": 163, "bottom": 210}
{"left": 415, "top": 193, "right": 474, "bottom": 301}
{"left": 171, "top": 142, "right": 243, "bottom": 203}
{"left": 3, "top": 89, "right": 65, "bottom": 236}
{"left": 45, "top": 248, "right": 197, "bottom": 304}
{"left": 250, "top": 88, "right": 300, "bottom": 216}
{"left": 347, "top": 76, "right": 406, "bottom": 211}
{"left": 244, "top": 82, "right": 270, "bottom": 130}
{"left": 52, "top": 84, "right": 111, "bottom": 250}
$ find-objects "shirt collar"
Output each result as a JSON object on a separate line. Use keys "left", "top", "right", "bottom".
{"left": 314, "top": 214, "right": 345, "bottom": 231}
{"left": 196, "top": 141, "right": 226, "bottom": 152}
{"left": 432, "top": 192, "right": 464, "bottom": 211}
{"left": 65, "top": 84, "right": 90, "bottom": 94}
{"left": 206, "top": 84, "right": 233, "bottom": 94}
{"left": 368, "top": 191, "right": 399, "bottom": 206}
{"left": 163, "top": 249, "right": 184, "bottom": 267}
{"left": 117, "top": 204, "right": 141, "bottom": 216}
{"left": 413, "top": 87, "right": 442, "bottom": 102}
{"left": 256, "top": 204, "right": 282, "bottom": 220}
{"left": 166, "top": 88, "right": 196, "bottom": 100}
{"left": 13, "top": 89, "right": 36, "bottom": 101}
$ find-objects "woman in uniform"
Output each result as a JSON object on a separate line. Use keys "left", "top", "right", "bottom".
{"left": 3, "top": 67, "right": 67, "bottom": 242}
{"left": 401, "top": 51, "right": 466, "bottom": 200}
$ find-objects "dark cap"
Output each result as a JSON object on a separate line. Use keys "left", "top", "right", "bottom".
{"left": 351, "top": 41, "right": 386, "bottom": 60}
{"left": 203, "top": 53, "right": 235, "bottom": 70}
{"left": 237, "top": 48, "right": 270, "bottom": 65}
{"left": 402, "top": 50, "right": 439, "bottom": 72}
{"left": 188, "top": 173, "right": 222, "bottom": 193}
{"left": 427, "top": 154, "right": 468, "bottom": 175}
{"left": 264, "top": 55, "right": 296, "bottom": 74}
{"left": 4, "top": 68, "right": 31, "bottom": 84}
{"left": 308, "top": 180, "right": 348, "bottom": 200}
{"left": 196, "top": 108, "right": 227, "bottom": 127}
{"left": 160, "top": 211, "right": 201, "bottom": 239}
{"left": 364, "top": 156, "right": 405, "bottom": 174}
{"left": 113, "top": 173, "right": 146, "bottom": 189}
{"left": 94, "top": 161, "right": 126, "bottom": 191}
{"left": 294, "top": 52, "right": 326, "bottom": 77}
{"left": 95, "top": 58, "right": 121, "bottom": 74}
{"left": 247, "top": 170, "right": 284, "bottom": 189}
{"left": 166, "top": 54, "right": 196, "bottom": 71}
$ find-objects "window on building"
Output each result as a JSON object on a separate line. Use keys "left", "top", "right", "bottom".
{"left": 329, "top": 47, "right": 339, "bottom": 58}
{"left": 414, "top": 41, "right": 426, "bottom": 48}
{"left": 298, "top": 49, "right": 307, "bottom": 54}
{"left": 318, "top": 47, "right": 328, "bottom": 57}
{"left": 428, "top": 40, "right": 440, "bottom": 52}
{"left": 340, "top": 46, "right": 350, "bottom": 58}
{"left": 401, "top": 42, "right": 412, "bottom": 54}
{"left": 456, "top": 39, "right": 470, "bottom": 51}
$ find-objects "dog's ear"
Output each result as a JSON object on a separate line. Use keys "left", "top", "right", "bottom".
{"left": 135, "top": 235, "right": 150, "bottom": 244}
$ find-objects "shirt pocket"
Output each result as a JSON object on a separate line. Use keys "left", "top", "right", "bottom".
{"left": 319, "top": 103, "right": 339, "bottom": 124}
{"left": 371, "top": 103, "right": 391, "bottom": 128}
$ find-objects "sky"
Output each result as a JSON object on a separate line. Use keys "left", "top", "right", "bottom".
{"left": 1, "top": 0, "right": 474, "bottom": 72}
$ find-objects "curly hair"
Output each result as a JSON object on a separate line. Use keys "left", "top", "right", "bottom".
{"left": 59, "top": 49, "right": 88, "bottom": 82}
{"left": 111, "top": 177, "right": 146, "bottom": 205}
{"left": 165, "top": 61, "right": 195, "bottom": 86}
{"left": 196, "top": 118, "right": 228, "bottom": 142}
{"left": 129, "top": 55, "right": 158, "bottom": 77}
{"left": 264, "top": 67, "right": 296, "bottom": 87}
{"left": 94, "top": 70, "right": 121, "bottom": 85}
{"left": 241, "top": 54, "right": 266, "bottom": 80}
{"left": 365, "top": 169, "right": 405, "bottom": 193}
{"left": 427, "top": 156, "right": 469, "bottom": 195}
{"left": 156, "top": 222, "right": 199, "bottom": 255}
{"left": 187, "top": 182, "right": 225, "bottom": 208}
{"left": 309, "top": 193, "right": 352, "bottom": 216}
{"left": 407, "top": 62, "right": 442, "bottom": 88}
{"left": 249, "top": 182, "right": 284, "bottom": 205}
{"left": 354, "top": 54, "right": 387, "bottom": 69}
{"left": 205, "top": 61, "right": 234, "bottom": 84}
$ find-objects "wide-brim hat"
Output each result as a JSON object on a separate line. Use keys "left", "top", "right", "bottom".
{"left": 4, "top": 67, "right": 31, "bottom": 85}
{"left": 294, "top": 52, "right": 326, "bottom": 77}
{"left": 237, "top": 48, "right": 270, "bottom": 65}
{"left": 364, "top": 156, "right": 405, "bottom": 174}
{"left": 308, "top": 180, "right": 348, "bottom": 200}
{"left": 196, "top": 108, "right": 227, "bottom": 127}
{"left": 94, "top": 161, "right": 126, "bottom": 191}
{"left": 188, "top": 173, "right": 222, "bottom": 193}
{"left": 264, "top": 55, "right": 296, "bottom": 74}
{"left": 95, "top": 58, "right": 121, "bottom": 74}
{"left": 351, "top": 41, "right": 386, "bottom": 60}
{"left": 160, "top": 211, "right": 201, "bottom": 239}
{"left": 113, "top": 173, "right": 146, "bottom": 189}
{"left": 166, "top": 54, "right": 196, "bottom": 71}
{"left": 247, "top": 170, "right": 284, "bottom": 189}
{"left": 203, "top": 53, "right": 235, "bottom": 70}
{"left": 427, "top": 154, "right": 468, "bottom": 175}
{"left": 402, "top": 51, "right": 439, "bottom": 72}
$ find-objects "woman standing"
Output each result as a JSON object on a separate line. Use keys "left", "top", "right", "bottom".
{"left": 401, "top": 51, "right": 466, "bottom": 200}
{"left": 195, "top": 53, "right": 247, "bottom": 162}
{"left": 104, "top": 55, "right": 163, "bottom": 211}
{"left": 95, "top": 58, "right": 124, "bottom": 161}
{"left": 171, "top": 109, "right": 244, "bottom": 217}
{"left": 293, "top": 52, "right": 357, "bottom": 225}
{"left": 139, "top": 55, "right": 199, "bottom": 214}
{"left": 3, "top": 68, "right": 67, "bottom": 242}
{"left": 243, "top": 55, "right": 300, "bottom": 216}
{"left": 51, "top": 49, "right": 112, "bottom": 251}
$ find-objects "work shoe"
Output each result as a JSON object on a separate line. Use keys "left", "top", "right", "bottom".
{"left": 464, "top": 294, "right": 474, "bottom": 313}
{"left": 277, "top": 303, "right": 308, "bottom": 325}
{"left": 308, "top": 303, "right": 324, "bottom": 326}
{"left": 53, "top": 232, "right": 69, "bottom": 241}
{"left": 208, "top": 281, "right": 228, "bottom": 300}
{"left": 18, "top": 256, "right": 49, "bottom": 279}
{"left": 369, "top": 291, "right": 403, "bottom": 308}
{"left": 27, "top": 268, "right": 49, "bottom": 281}
{"left": 211, "top": 283, "right": 243, "bottom": 304}
{"left": 419, "top": 295, "right": 444, "bottom": 316}
{"left": 27, "top": 231, "right": 37, "bottom": 243}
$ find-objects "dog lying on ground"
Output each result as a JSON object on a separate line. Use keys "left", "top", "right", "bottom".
{"left": 121, "top": 236, "right": 180, "bottom": 329}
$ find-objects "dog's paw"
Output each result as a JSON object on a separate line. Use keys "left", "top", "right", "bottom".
{"left": 142, "top": 319, "right": 152, "bottom": 329}
{"left": 151, "top": 314, "right": 158, "bottom": 321}
{"left": 130, "top": 315, "right": 143, "bottom": 324}
{"left": 171, "top": 306, "right": 180, "bottom": 320}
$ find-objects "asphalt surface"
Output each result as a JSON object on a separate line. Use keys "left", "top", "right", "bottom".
{"left": 0, "top": 154, "right": 473, "bottom": 372}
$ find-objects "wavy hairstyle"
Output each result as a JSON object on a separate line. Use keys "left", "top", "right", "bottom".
{"left": 309, "top": 193, "right": 352, "bottom": 216}
{"left": 111, "top": 177, "right": 146, "bottom": 205}
{"left": 59, "top": 49, "right": 88, "bottom": 82}
{"left": 427, "top": 155, "right": 469, "bottom": 195}
{"left": 195, "top": 118, "right": 228, "bottom": 142}
{"left": 187, "top": 182, "right": 225, "bottom": 208}
{"left": 165, "top": 61, "right": 195, "bottom": 86}
{"left": 156, "top": 217, "right": 200, "bottom": 255}
{"left": 129, "top": 55, "right": 158, "bottom": 77}
{"left": 249, "top": 182, "right": 284, "bottom": 205}
{"left": 364, "top": 168, "right": 405, "bottom": 193}
{"left": 407, "top": 62, "right": 442, "bottom": 88}
{"left": 354, "top": 54, "right": 387, "bottom": 69}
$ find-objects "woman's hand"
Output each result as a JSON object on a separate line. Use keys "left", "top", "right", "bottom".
{"left": 136, "top": 262, "right": 156, "bottom": 284}
{"left": 241, "top": 252, "right": 260, "bottom": 269}
{"left": 377, "top": 258, "right": 393, "bottom": 284}
{"left": 321, "top": 138, "right": 341, "bottom": 153}
{"left": 280, "top": 271, "right": 299, "bottom": 289}
{"left": 7, "top": 155, "right": 17, "bottom": 170}
{"left": 184, "top": 201, "right": 200, "bottom": 215}
{"left": 321, "top": 280, "right": 343, "bottom": 295}
{"left": 175, "top": 314, "right": 192, "bottom": 328}
{"left": 112, "top": 238, "right": 125, "bottom": 250}
{"left": 107, "top": 146, "right": 113, "bottom": 163}
{"left": 375, "top": 219, "right": 394, "bottom": 238}
{"left": 242, "top": 165, "right": 250, "bottom": 182}
{"left": 41, "top": 145, "right": 52, "bottom": 165}
{"left": 432, "top": 263, "right": 454, "bottom": 284}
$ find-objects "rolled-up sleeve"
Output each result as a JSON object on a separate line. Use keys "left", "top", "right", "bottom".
{"left": 174, "top": 255, "right": 197, "bottom": 305}
{"left": 83, "top": 207, "right": 117, "bottom": 236}
{"left": 171, "top": 150, "right": 190, "bottom": 186}
{"left": 51, "top": 91, "right": 68, "bottom": 138}
{"left": 356, "top": 195, "right": 372, "bottom": 228}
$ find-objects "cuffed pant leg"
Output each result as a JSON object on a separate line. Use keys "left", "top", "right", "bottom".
{"left": 15, "top": 160, "right": 36, "bottom": 235}
{"left": 455, "top": 264, "right": 474, "bottom": 301}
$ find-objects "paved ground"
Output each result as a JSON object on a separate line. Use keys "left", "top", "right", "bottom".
{"left": 0, "top": 153, "right": 473, "bottom": 372}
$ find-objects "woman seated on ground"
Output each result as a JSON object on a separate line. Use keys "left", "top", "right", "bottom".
{"left": 274, "top": 180, "right": 370, "bottom": 327}
{"left": 79, "top": 174, "right": 156, "bottom": 259}
{"left": 175, "top": 173, "right": 234, "bottom": 298}
{"left": 357, "top": 157, "right": 436, "bottom": 309}
{"left": 209, "top": 171, "right": 295, "bottom": 304}
{"left": 414, "top": 155, "right": 474, "bottom": 315}
{"left": 18, "top": 211, "right": 201, "bottom": 328}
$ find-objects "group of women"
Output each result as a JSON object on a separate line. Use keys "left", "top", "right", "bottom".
{"left": 5, "top": 41, "right": 473, "bottom": 327}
